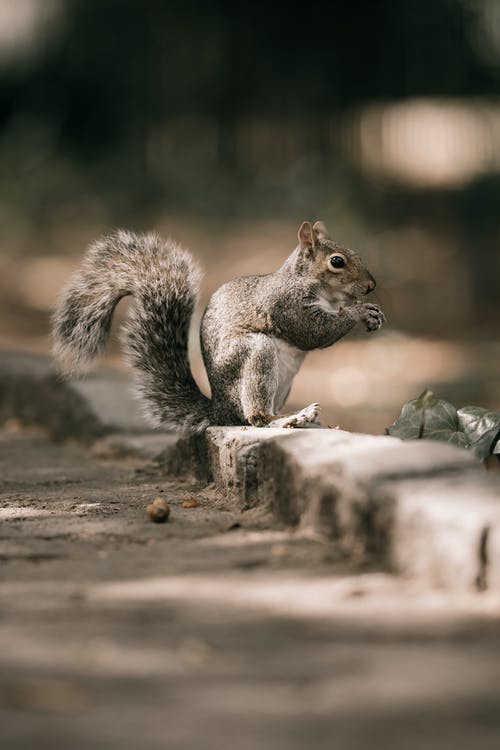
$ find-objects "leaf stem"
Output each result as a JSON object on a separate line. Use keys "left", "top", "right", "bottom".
{"left": 418, "top": 408, "right": 426, "bottom": 439}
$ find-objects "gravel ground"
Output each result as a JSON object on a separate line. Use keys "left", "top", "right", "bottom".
{"left": 1, "top": 426, "right": 499, "bottom": 750}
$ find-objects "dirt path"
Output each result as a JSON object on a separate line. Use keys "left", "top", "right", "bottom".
{"left": 1, "top": 428, "right": 499, "bottom": 750}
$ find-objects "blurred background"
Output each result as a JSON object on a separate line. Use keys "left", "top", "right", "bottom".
{"left": 0, "top": 0, "right": 499, "bottom": 432}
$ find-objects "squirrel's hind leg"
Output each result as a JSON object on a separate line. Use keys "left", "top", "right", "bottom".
{"left": 239, "top": 334, "right": 279, "bottom": 427}
{"left": 269, "top": 403, "right": 321, "bottom": 429}
{"left": 238, "top": 335, "right": 319, "bottom": 428}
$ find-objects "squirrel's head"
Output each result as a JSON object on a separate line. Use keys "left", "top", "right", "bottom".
{"left": 297, "top": 220, "right": 376, "bottom": 305}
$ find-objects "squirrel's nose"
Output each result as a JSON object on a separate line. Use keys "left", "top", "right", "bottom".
{"left": 365, "top": 274, "right": 376, "bottom": 294}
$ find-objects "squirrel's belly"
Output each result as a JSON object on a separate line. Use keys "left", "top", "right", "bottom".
{"left": 271, "top": 337, "right": 306, "bottom": 413}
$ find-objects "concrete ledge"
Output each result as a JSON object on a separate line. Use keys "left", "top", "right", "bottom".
{"left": 205, "top": 426, "right": 500, "bottom": 594}
{"left": 2, "top": 352, "right": 500, "bottom": 594}
{"left": 0, "top": 351, "right": 153, "bottom": 441}
{"left": 0, "top": 351, "right": 106, "bottom": 442}
{"left": 371, "top": 475, "right": 500, "bottom": 593}
{"left": 0, "top": 351, "right": 210, "bottom": 477}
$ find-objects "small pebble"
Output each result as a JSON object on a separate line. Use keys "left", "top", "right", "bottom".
{"left": 146, "top": 497, "right": 170, "bottom": 523}
{"left": 182, "top": 498, "right": 198, "bottom": 508}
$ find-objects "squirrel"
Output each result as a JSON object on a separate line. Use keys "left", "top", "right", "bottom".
{"left": 52, "top": 220, "right": 385, "bottom": 432}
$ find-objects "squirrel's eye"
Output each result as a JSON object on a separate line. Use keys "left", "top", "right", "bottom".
{"left": 329, "top": 255, "right": 346, "bottom": 270}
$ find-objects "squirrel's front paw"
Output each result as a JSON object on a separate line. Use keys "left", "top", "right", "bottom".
{"left": 357, "top": 303, "right": 385, "bottom": 332}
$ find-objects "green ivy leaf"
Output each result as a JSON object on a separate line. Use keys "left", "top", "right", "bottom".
{"left": 457, "top": 406, "right": 500, "bottom": 460}
{"left": 387, "top": 393, "right": 500, "bottom": 459}
{"left": 387, "top": 394, "right": 469, "bottom": 447}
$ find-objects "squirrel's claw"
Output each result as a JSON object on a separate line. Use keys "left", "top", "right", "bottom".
{"left": 359, "top": 303, "right": 386, "bottom": 332}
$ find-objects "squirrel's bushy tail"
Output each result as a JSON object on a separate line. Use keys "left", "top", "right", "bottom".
{"left": 52, "top": 230, "right": 212, "bottom": 432}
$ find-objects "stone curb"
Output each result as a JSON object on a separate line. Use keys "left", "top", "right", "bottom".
{"left": 0, "top": 351, "right": 153, "bottom": 441}
{"left": 0, "top": 351, "right": 106, "bottom": 442}
{"left": 204, "top": 426, "right": 500, "bottom": 595}
{"left": 2, "top": 352, "right": 500, "bottom": 594}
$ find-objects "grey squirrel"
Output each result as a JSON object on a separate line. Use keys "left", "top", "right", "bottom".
{"left": 52, "top": 220, "right": 385, "bottom": 432}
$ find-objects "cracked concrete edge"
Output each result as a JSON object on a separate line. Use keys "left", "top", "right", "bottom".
{"left": 0, "top": 351, "right": 154, "bottom": 442}
{"left": 3, "top": 351, "right": 500, "bottom": 594}
{"left": 0, "top": 352, "right": 208, "bottom": 477}
{"left": 371, "top": 475, "right": 500, "bottom": 594}
{"left": 204, "top": 426, "right": 500, "bottom": 594}
{"left": 0, "top": 351, "right": 108, "bottom": 442}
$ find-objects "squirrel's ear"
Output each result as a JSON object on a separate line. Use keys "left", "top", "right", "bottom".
{"left": 313, "top": 221, "right": 330, "bottom": 241}
{"left": 298, "top": 221, "right": 315, "bottom": 255}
